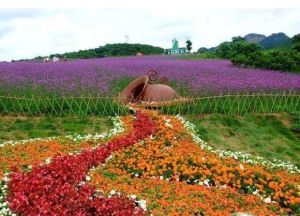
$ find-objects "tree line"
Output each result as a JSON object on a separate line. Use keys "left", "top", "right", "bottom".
{"left": 35, "top": 43, "right": 165, "bottom": 60}
{"left": 205, "top": 34, "right": 300, "bottom": 73}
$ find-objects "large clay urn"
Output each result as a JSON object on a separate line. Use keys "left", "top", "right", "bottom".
{"left": 118, "top": 70, "right": 180, "bottom": 103}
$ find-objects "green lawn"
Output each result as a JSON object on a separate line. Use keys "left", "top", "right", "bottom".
{"left": 0, "top": 116, "right": 112, "bottom": 143}
{"left": 186, "top": 112, "right": 300, "bottom": 167}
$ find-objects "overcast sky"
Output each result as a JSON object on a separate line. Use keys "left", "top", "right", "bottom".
{"left": 0, "top": 8, "right": 299, "bottom": 61}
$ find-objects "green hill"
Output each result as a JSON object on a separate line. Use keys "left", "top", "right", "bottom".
{"left": 36, "top": 43, "right": 164, "bottom": 59}
{"left": 258, "top": 32, "right": 292, "bottom": 50}
{"left": 198, "top": 32, "right": 294, "bottom": 53}
{"left": 187, "top": 112, "right": 300, "bottom": 167}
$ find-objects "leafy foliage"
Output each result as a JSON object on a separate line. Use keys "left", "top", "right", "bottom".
{"left": 292, "top": 34, "right": 300, "bottom": 52}
{"left": 186, "top": 40, "right": 192, "bottom": 52}
{"left": 261, "top": 50, "right": 300, "bottom": 71}
{"left": 215, "top": 36, "right": 300, "bottom": 72}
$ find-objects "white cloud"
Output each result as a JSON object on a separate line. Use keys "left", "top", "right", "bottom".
{"left": 0, "top": 8, "right": 299, "bottom": 61}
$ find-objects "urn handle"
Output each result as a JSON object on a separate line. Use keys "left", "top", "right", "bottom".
{"left": 147, "top": 69, "right": 168, "bottom": 85}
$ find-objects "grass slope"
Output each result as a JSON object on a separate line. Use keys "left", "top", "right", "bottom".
{"left": 2, "top": 111, "right": 299, "bottom": 168}
{"left": 0, "top": 116, "right": 112, "bottom": 143}
{"left": 186, "top": 112, "right": 300, "bottom": 167}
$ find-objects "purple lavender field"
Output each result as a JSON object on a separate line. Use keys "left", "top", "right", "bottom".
{"left": 1, "top": 56, "right": 300, "bottom": 96}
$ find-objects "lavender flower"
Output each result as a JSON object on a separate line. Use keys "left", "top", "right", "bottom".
{"left": 0, "top": 56, "right": 299, "bottom": 96}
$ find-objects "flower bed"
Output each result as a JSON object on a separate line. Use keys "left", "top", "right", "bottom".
{"left": 176, "top": 114, "right": 300, "bottom": 173}
{"left": 0, "top": 116, "right": 127, "bottom": 179}
{"left": 1, "top": 57, "right": 300, "bottom": 96}
{"left": 89, "top": 167, "right": 287, "bottom": 215}
{"left": 0, "top": 107, "right": 299, "bottom": 215}
{"left": 108, "top": 109, "right": 300, "bottom": 214}
{"left": 1, "top": 111, "right": 157, "bottom": 215}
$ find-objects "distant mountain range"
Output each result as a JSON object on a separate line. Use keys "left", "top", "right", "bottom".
{"left": 244, "top": 33, "right": 266, "bottom": 43}
{"left": 198, "top": 32, "right": 293, "bottom": 52}
{"left": 244, "top": 32, "right": 292, "bottom": 49}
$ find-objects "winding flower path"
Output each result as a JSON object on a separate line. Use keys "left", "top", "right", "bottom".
{"left": 3, "top": 111, "right": 157, "bottom": 215}
{"left": 0, "top": 107, "right": 299, "bottom": 215}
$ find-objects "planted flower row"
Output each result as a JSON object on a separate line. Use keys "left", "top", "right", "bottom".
{"left": 110, "top": 110, "right": 300, "bottom": 213}
{"left": 2, "top": 111, "right": 157, "bottom": 215}
{"left": 1, "top": 106, "right": 299, "bottom": 215}
{"left": 89, "top": 166, "right": 287, "bottom": 215}
{"left": 0, "top": 116, "right": 124, "bottom": 149}
{"left": 0, "top": 116, "right": 128, "bottom": 179}
{"left": 1, "top": 57, "right": 300, "bottom": 96}
{"left": 176, "top": 114, "right": 300, "bottom": 174}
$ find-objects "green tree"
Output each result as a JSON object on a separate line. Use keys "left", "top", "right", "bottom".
{"left": 292, "top": 34, "right": 300, "bottom": 52}
{"left": 262, "top": 50, "right": 298, "bottom": 71}
{"left": 216, "top": 35, "right": 300, "bottom": 72}
{"left": 231, "top": 36, "right": 245, "bottom": 43}
{"left": 216, "top": 42, "right": 233, "bottom": 58}
{"left": 230, "top": 42, "right": 262, "bottom": 67}
{"left": 186, "top": 40, "right": 192, "bottom": 52}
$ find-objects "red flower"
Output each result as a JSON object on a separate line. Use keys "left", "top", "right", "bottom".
{"left": 7, "top": 111, "right": 157, "bottom": 215}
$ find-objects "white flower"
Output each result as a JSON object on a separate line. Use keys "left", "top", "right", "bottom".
{"left": 220, "top": 185, "right": 227, "bottom": 189}
{"left": 204, "top": 179, "right": 210, "bottom": 187}
{"left": 0, "top": 116, "right": 125, "bottom": 153}
{"left": 106, "top": 155, "right": 113, "bottom": 162}
{"left": 233, "top": 212, "right": 254, "bottom": 216}
{"left": 78, "top": 181, "right": 85, "bottom": 186}
{"left": 136, "top": 200, "right": 147, "bottom": 211}
{"left": 130, "top": 194, "right": 137, "bottom": 200}
{"left": 252, "top": 189, "right": 259, "bottom": 195}
{"left": 264, "top": 197, "right": 271, "bottom": 203}
{"left": 175, "top": 115, "right": 300, "bottom": 173}
{"left": 85, "top": 176, "right": 91, "bottom": 181}
{"left": 45, "top": 157, "right": 52, "bottom": 164}
{"left": 3, "top": 176, "right": 9, "bottom": 183}
{"left": 110, "top": 190, "right": 116, "bottom": 195}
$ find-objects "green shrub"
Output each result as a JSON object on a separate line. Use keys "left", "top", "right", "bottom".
{"left": 292, "top": 33, "right": 300, "bottom": 52}
{"left": 215, "top": 36, "right": 300, "bottom": 72}
{"left": 259, "top": 50, "right": 299, "bottom": 71}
